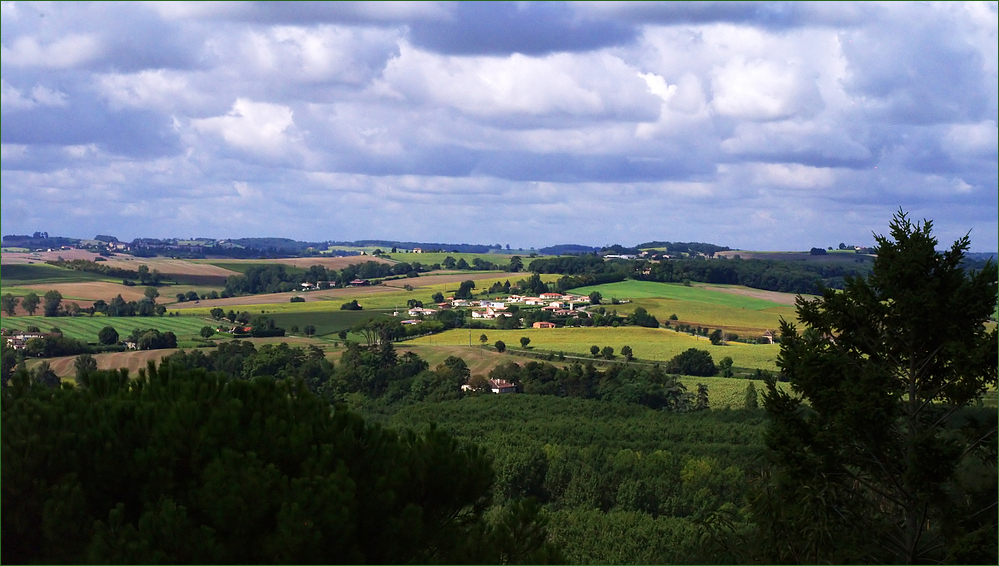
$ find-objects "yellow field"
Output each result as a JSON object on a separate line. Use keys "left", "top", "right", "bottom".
{"left": 627, "top": 298, "right": 796, "bottom": 336}
{"left": 405, "top": 327, "right": 780, "bottom": 370}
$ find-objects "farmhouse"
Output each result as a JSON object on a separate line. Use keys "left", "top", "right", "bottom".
{"left": 349, "top": 279, "right": 370, "bottom": 286}
{"left": 540, "top": 293, "right": 563, "bottom": 299}
{"left": 488, "top": 378, "right": 517, "bottom": 394}
{"left": 4, "top": 332, "right": 48, "bottom": 351}
{"left": 532, "top": 321, "right": 556, "bottom": 329}
{"left": 408, "top": 307, "right": 437, "bottom": 317}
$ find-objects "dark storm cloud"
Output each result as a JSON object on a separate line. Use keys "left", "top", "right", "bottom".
{"left": 408, "top": 2, "right": 637, "bottom": 55}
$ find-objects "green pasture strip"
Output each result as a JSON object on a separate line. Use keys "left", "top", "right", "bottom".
{"left": 406, "top": 327, "right": 780, "bottom": 370}
{"left": 266, "top": 310, "right": 394, "bottom": 336}
{"left": 0, "top": 263, "right": 114, "bottom": 285}
{"left": 570, "top": 280, "right": 784, "bottom": 310}
{"left": 1, "top": 315, "right": 213, "bottom": 342}
{"left": 0, "top": 287, "right": 93, "bottom": 301}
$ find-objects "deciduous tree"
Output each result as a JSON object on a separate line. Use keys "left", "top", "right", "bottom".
{"left": 42, "top": 290, "right": 62, "bottom": 317}
{"left": 2, "top": 293, "right": 20, "bottom": 316}
{"left": 21, "top": 292, "right": 40, "bottom": 316}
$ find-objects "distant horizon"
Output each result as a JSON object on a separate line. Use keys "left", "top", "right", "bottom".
{"left": 3, "top": 231, "right": 996, "bottom": 256}
{"left": 2, "top": 2, "right": 996, "bottom": 252}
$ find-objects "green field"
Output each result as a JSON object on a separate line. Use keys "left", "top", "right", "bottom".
{"left": 406, "top": 327, "right": 780, "bottom": 371}
{"left": 569, "top": 281, "right": 797, "bottom": 335}
{"left": 1, "top": 263, "right": 112, "bottom": 286}
{"left": 1, "top": 315, "right": 214, "bottom": 342}
{"left": 571, "top": 280, "right": 783, "bottom": 309}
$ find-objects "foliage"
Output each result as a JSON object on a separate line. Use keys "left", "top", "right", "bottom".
{"left": 2, "top": 293, "right": 20, "bottom": 316}
{"left": 21, "top": 292, "right": 40, "bottom": 316}
{"left": 43, "top": 289, "right": 63, "bottom": 317}
{"left": 666, "top": 348, "right": 717, "bottom": 377}
{"left": 24, "top": 334, "right": 91, "bottom": 358}
{"left": 340, "top": 299, "right": 362, "bottom": 310}
{"left": 754, "top": 211, "right": 998, "bottom": 564}
{"left": 1, "top": 364, "right": 561, "bottom": 564}
{"left": 97, "top": 326, "right": 119, "bottom": 345}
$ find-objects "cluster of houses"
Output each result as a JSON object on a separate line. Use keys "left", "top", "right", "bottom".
{"left": 399, "top": 292, "right": 591, "bottom": 325}
{"left": 3, "top": 330, "right": 48, "bottom": 351}
{"left": 461, "top": 378, "right": 517, "bottom": 394}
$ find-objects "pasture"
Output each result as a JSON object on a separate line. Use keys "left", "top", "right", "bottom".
{"left": 568, "top": 280, "right": 798, "bottom": 335}
{"left": 404, "top": 327, "right": 781, "bottom": 371}
{"left": 2, "top": 263, "right": 112, "bottom": 285}
{"left": 1, "top": 315, "right": 213, "bottom": 343}
{"left": 571, "top": 280, "right": 784, "bottom": 310}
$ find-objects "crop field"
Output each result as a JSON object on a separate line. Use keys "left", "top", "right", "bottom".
{"left": 405, "top": 327, "right": 780, "bottom": 370}
{"left": 1, "top": 263, "right": 112, "bottom": 285}
{"left": 1, "top": 315, "right": 213, "bottom": 342}
{"left": 26, "top": 349, "right": 183, "bottom": 378}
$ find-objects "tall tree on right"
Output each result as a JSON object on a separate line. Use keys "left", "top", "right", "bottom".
{"left": 754, "top": 211, "right": 997, "bottom": 564}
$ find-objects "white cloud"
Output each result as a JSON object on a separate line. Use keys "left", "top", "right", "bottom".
{"left": 0, "top": 34, "right": 102, "bottom": 68}
{"left": 1, "top": 79, "right": 68, "bottom": 111}
{"left": 97, "top": 69, "right": 199, "bottom": 111}
{"left": 379, "top": 44, "right": 659, "bottom": 122}
{"left": 711, "top": 56, "right": 822, "bottom": 121}
{"left": 191, "top": 98, "right": 299, "bottom": 154}
{"left": 747, "top": 163, "right": 838, "bottom": 189}
{"left": 942, "top": 121, "right": 999, "bottom": 159}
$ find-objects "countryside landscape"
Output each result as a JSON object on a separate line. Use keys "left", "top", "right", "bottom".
{"left": 2, "top": 2, "right": 997, "bottom": 565}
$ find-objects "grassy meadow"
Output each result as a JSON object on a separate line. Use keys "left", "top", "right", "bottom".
{"left": 404, "top": 326, "right": 781, "bottom": 371}
{"left": 1, "top": 315, "right": 213, "bottom": 343}
{"left": 1, "top": 263, "right": 113, "bottom": 287}
{"left": 570, "top": 280, "right": 799, "bottom": 335}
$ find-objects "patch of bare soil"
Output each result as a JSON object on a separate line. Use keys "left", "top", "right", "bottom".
{"left": 1, "top": 250, "right": 240, "bottom": 277}
{"left": 30, "top": 349, "right": 182, "bottom": 377}
{"left": 22, "top": 282, "right": 150, "bottom": 302}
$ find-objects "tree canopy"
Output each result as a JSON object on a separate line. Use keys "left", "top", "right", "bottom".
{"left": 754, "top": 211, "right": 998, "bottom": 564}
{"left": 1, "top": 363, "right": 561, "bottom": 564}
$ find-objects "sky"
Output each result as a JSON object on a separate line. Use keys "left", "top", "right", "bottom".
{"left": 1, "top": 1, "right": 996, "bottom": 251}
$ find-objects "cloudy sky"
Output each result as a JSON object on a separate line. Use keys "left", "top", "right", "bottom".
{"left": 2, "top": 1, "right": 996, "bottom": 251}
